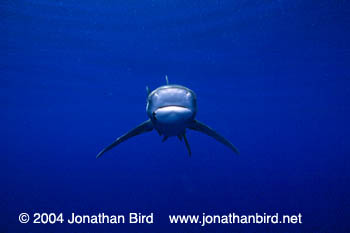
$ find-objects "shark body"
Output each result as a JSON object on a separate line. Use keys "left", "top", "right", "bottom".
{"left": 97, "top": 77, "right": 239, "bottom": 158}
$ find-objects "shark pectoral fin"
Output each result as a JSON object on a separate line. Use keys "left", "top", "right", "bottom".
{"left": 188, "top": 120, "right": 239, "bottom": 154}
{"left": 183, "top": 133, "right": 191, "bottom": 156}
{"left": 96, "top": 120, "right": 153, "bottom": 158}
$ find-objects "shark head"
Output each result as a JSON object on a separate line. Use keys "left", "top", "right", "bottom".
{"left": 146, "top": 85, "right": 197, "bottom": 136}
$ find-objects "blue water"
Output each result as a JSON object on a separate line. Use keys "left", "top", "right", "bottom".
{"left": 2, "top": 0, "right": 350, "bottom": 232}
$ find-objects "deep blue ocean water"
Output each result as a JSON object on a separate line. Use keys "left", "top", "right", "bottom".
{"left": 2, "top": 0, "right": 350, "bottom": 232}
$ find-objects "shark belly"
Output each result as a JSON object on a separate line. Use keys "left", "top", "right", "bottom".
{"left": 153, "top": 106, "right": 193, "bottom": 136}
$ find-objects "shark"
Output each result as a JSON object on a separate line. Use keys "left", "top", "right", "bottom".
{"left": 97, "top": 76, "right": 239, "bottom": 158}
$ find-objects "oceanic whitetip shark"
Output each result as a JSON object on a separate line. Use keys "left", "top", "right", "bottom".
{"left": 97, "top": 76, "right": 239, "bottom": 158}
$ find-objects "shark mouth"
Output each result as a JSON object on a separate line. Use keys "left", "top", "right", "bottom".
{"left": 153, "top": 106, "right": 193, "bottom": 124}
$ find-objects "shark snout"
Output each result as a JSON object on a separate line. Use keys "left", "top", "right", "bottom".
{"left": 153, "top": 106, "right": 194, "bottom": 125}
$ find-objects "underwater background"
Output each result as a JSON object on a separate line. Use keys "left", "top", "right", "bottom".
{"left": 2, "top": 0, "right": 350, "bottom": 232}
